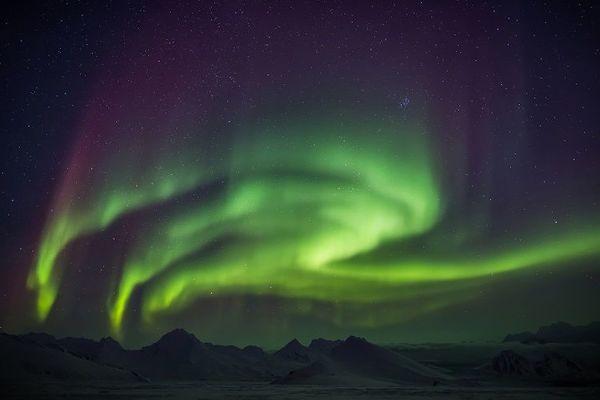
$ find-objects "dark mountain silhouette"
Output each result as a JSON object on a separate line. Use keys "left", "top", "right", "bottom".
{"left": 2, "top": 329, "right": 451, "bottom": 385}
{"left": 114, "top": 329, "right": 281, "bottom": 380}
{"left": 490, "top": 350, "right": 535, "bottom": 376}
{"left": 0, "top": 333, "right": 143, "bottom": 382}
{"left": 503, "top": 321, "right": 600, "bottom": 344}
{"left": 57, "top": 336, "right": 126, "bottom": 366}
{"left": 308, "top": 338, "right": 343, "bottom": 354}
{"left": 274, "top": 335, "right": 451, "bottom": 386}
{"left": 273, "top": 338, "right": 312, "bottom": 363}
{"left": 535, "top": 352, "right": 585, "bottom": 380}
{"left": 328, "top": 336, "right": 450, "bottom": 384}
{"left": 484, "top": 349, "right": 593, "bottom": 384}
{"left": 4, "top": 327, "right": 598, "bottom": 387}
{"left": 240, "top": 345, "right": 266, "bottom": 359}
{"left": 7, "top": 329, "right": 297, "bottom": 382}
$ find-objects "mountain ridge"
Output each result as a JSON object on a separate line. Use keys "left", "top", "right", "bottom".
{"left": 4, "top": 323, "right": 599, "bottom": 386}
{"left": 1, "top": 328, "right": 446, "bottom": 385}
{"left": 503, "top": 321, "right": 600, "bottom": 344}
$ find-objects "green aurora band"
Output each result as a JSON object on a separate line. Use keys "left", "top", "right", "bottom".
{"left": 27, "top": 132, "right": 207, "bottom": 321}
{"left": 27, "top": 115, "right": 600, "bottom": 337}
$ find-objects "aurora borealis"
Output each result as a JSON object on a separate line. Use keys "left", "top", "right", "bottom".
{"left": 2, "top": 1, "right": 599, "bottom": 348}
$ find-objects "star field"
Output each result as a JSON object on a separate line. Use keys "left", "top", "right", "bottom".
{"left": 1, "top": 1, "right": 599, "bottom": 347}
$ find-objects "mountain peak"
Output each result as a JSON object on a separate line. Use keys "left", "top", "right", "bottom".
{"left": 143, "top": 328, "right": 206, "bottom": 361}
{"left": 99, "top": 336, "right": 123, "bottom": 350}
{"left": 159, "top": 328, "right": 197, "bottom": 341}
{"left": 274, "top": 338, "right": 310, "bottom": 362}
{"left": 344, "top": 335, "right": 369, "bottom": 345}
{"left": 147, "top": 328, "right": 201, "bottom": 351}
{"left": 280, "top": 338, "right": 305, "bottom": 351}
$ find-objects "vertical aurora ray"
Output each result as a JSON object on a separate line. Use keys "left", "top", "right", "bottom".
{"left": 27, "top": 160, "right": 203, "bottom": 321}
{"left": 26, "top": 100, "right": 209, "bottom": 321}
{"left": 25, "top": 6, "right": 217, "bottom": 321}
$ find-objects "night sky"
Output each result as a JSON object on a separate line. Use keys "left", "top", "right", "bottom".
{"left": 1, "top": 1, "right": 599, "bottom": 348}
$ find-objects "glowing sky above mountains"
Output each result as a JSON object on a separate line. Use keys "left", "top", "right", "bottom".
{"left": 2, "top": 1, "right": 599, "bottom": 347}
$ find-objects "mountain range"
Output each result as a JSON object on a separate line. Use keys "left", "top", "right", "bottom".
{"left": 2, "top": 323, "right": 598, "bottom": 386}
{"left": 0, "top": 329, "right": 447, "bottom": 385}
{"left": 503, "top": 321, "right": 600, "bottom": 344}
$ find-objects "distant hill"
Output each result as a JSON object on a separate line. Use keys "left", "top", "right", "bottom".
{"left": 503, "top": 321, "right": 600, "bottom": 344}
